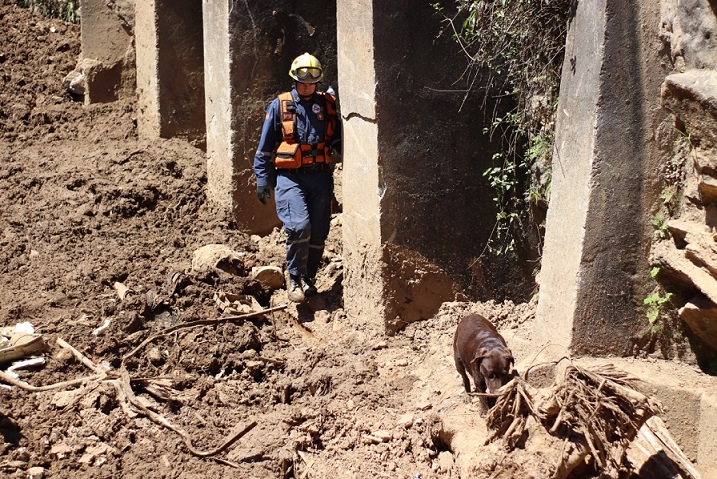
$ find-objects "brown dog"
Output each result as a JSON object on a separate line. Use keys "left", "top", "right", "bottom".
{"left": 453, "top": 313, "right": 514, "bottom": 397}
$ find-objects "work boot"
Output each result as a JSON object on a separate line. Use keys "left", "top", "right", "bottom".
{"left": 301, "top": 276, "right": 317, "bottom": 297}
{"left": 287, "top": 274, "right": 305, "bottom": 303}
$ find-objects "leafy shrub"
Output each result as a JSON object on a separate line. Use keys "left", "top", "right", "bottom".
{"left": 435, "top": 0, "right": 573, "bottom": 256}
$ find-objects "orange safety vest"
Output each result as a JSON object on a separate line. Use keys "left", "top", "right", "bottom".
{"left": 274, "top": 91, "right": 338, "bottom": 169}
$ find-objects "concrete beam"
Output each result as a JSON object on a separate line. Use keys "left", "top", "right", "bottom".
{"left": 338, "top": 0, "right": 502, "bottom": 331}
{"left": 135, "top": 0, "right": 205, "bottom": 146}
{"left": 535, "top": 0, "right": 670, "bottom": 356}
{"left": 79, "top": 0, "right": 135, "bottom": 104}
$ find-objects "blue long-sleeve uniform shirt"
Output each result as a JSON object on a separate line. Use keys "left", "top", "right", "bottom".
{"left": 253, "top": 87, "right": 341, "bottom": 189}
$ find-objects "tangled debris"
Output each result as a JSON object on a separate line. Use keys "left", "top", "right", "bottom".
{"left": 540, "top": 364, "right": 661, "bottom": 478}
{"left": 0, "top": 305, "right": 290, "bottom": 468}
{"left": 482, "top": 362, "right": 700, "bottom": 479}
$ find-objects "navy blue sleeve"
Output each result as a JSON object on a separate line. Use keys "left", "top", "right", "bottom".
{"left": 332, "top": 109, "right": 342, "bottom": 154}
{"left": 253, "top": 98, "right": 281, "bottom": 189}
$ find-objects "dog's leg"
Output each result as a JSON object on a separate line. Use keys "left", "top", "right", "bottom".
{"left": 455, "top": 357, "right": 472, "bottom": 393}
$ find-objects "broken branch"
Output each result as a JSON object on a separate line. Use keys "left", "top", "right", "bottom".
{"left": 117, "top": 369, "right": 257, "bottom": 457}
{"left": 0, "top": 370, "right": 106, "bottom": 392}
{"left": 122, "top": 304, "right": 288, "bottom": 361}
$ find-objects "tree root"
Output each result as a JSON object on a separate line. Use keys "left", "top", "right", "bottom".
{"left": 1, "top": 336, "right": 258, "bottom": 464}
{"left": 122, "top": 303, "right": 288, "bottom": 360}
{"left": 482, "top": 363, "right": 670, "bottom": 478}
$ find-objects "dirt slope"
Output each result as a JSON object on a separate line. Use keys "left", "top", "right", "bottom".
{"left": 2, "top": 3, "right": 715, "bottom": 479}
{"left": 0, "top": 3, "right": 501, "bottom": 478}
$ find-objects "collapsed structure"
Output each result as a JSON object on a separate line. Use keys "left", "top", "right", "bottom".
{"left": 72, "top": 0, "right": 717, "bottom": 471}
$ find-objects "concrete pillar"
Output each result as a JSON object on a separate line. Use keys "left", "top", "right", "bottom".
{"left": 337, "top": 0, "right": 501, "bottom": 331}
{"left": 202, "top": 0, "right": 337, "bottom": 234}
{"left": 135, "top": 0, "right": 205, "bottom": 146}
{"left": 535, "top": 0, "right": 669, "bottom": 356}
{"left": 699, "top": 393, "right": 717, "bottom": 474}
{"left": 79, "top": 0, "right": 135, "bottom": 104}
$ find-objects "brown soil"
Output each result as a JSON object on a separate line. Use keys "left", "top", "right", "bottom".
{"left": 0, "top": 3, "right": 713, "bottom": 479}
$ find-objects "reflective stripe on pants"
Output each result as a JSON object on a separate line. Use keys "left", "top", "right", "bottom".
{"left": 275, "top": 169, "right": 333, "bottom": 278}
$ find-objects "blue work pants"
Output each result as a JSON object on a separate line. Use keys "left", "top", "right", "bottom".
{"left": 275, "top": 169, "right": 333, "bottom": 279}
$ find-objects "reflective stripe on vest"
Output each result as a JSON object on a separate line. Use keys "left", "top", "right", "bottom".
{"left": 276, "top": 91, "right": 337, "bottom": 169}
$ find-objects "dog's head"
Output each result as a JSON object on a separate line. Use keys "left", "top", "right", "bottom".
{"left": 473, "top": 347, "right": 514, "bottom": 394}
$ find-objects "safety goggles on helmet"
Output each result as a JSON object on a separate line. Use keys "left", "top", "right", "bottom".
{"left": 289, "top": 53, "right": 324, "bottom": 83}
{"left": 295, "top": 66, "right": 322, "bottom": 82}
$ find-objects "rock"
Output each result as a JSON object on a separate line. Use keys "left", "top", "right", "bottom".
{"left": 436, "top": 451, "right": 454, "bottom": 473}
{"left": 27, "top": 466, "right": 45, "bottom": 478}
{"left": 397, "top": 413, "right": 414, "bottom": 428}
{"left": 361, "top": 433, "right": 385, "bottom": 445}
{"left": 62, "top": 70, "right": 85, "bottom": 96}
{"left": 250, "top": 265, "right": 284, "bottom": 289}
{"left": 51, "top": 389, "right": 83, "bottom": 408}
{"left": 699, "top": 173, "right": 717, "bottom": 205}
{"left": 49, "top": 443, "right": 72, "bottom": 459}
{"left": 147, "top": 347, "right": 164, "bottom": 365}
{"left": 651, "top": 240, "right": 717, "bottom": 304}
{"left": 191, "top": 244, "right": 246, "bottom": 275}
{"left": 662, "top": 70, "right": 717, "bottom": 149}
{"left": 372, "top": 429, "right": 392, "bottom": 442}
{"left": 679, "top": 294, "right": 717, "bottom": 349}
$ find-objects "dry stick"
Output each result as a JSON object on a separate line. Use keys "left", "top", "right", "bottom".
{"left": 57, "top": 338, "right": 258, "bottom": 460}
{"left": 0, "top": 370, "right": 106, "bottom": 392}
{"left": 0, "top": 337, "right": 110, "bottom": 391}
{"left": 57, "top": 337, "right": 105, "bottom": 373}
{"left": 550, "top": 388, "right": 575, "bottom": 434}
{"left": 117, "top": 369, "right": 257, "bottom": 457}
{"left": 213, "top": 457, "right": 242, "bottom": 469}
{"left": 123, "top": 304, "right": 289, "bottom": 361}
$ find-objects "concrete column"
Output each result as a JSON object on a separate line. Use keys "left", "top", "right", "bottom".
{"left": 338, "top": 0, "right": 500, "bottom": 331}
{"left": 535, "top": 0, "right": 669, "bottom": 356}
{"left": 79, "top": 0, "right": 135, "bottom": 104}
{"left": 135, "top": 0, "right": 205, "bottom": 145}
{"left": 202, "top": 0, "right": 283, "bottom": 233}
{"left": 134, "top": 0, "right": 160, "bottom": 138}
{"left": 202, "top": 0, "right": 235, "bottom": 216}
{"left": 336, "top": 0, "right": 385, "bottom": 326}
{"left": 202, "top": 0, "right": 336, "bottom": 234}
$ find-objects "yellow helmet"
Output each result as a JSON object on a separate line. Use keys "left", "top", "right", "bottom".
{"left": 289, "top": 53, "right": 323, "bottom": 84}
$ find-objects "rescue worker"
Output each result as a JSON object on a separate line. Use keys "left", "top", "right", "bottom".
{"left": 253, "top": 53, "right": 341, "bottom": 303}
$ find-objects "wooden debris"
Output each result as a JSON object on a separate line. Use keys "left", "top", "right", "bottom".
{"left": 115, "top": 368, "right": 257, "bottom": 457}
{"left": 485, "top": 377, "right": 537, "bottom": 450}
{"left": 0, "top": 370, "right": 106, "bottom": 392}
{"left": 627, "top": 416, "right": 703, "bottom": 479}
{"left": 538, "top": 365, "right": 662, "bottom": 478}
{"left": 0, "top": 337, "right": 260, "bottom": 464}
{"left": 480, "top": 363, "right": 695, "bottom": 478}
{"left": 122, "top": 303, "right": 288, "bottom": 360}
{"left": 58, "top": 338, "right": 259, "bottom": 458}
{"left": 0, "top": 332, "right": 47, "bottom": 364}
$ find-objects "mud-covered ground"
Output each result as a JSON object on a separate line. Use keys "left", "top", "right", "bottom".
{"left": 3, "top": 3, "right": 716, "bottom": 479}
{"left": 0, "top": 3, "right": 539, "bottom": 478}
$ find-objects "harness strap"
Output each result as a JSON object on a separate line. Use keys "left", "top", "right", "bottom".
{"left": 276, "top": 91, "right": 337, "bottom": 169}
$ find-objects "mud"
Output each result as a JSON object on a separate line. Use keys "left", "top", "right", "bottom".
{"left": 1, "top": 3, "right": 714, "bottom": 479}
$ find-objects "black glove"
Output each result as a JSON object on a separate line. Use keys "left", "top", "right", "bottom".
{"left": 256, "top": 184, "right": 271, "bottom": 204}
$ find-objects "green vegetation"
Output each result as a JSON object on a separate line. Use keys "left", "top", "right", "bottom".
{"left": 435, "top": 0, "right": 572, "bottom": 257}
{"left": 644, "top": 290, "right": 673, "bottom": 333}
{"left": 17, "top": 0, "right": 79, "bottom": 24}
{"left": 650, "top": 214, "right": 669, "bottom": 239}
